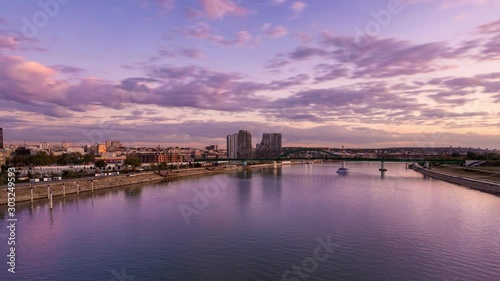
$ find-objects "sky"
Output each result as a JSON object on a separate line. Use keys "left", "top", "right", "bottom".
{"left": 0, "top": 0, "right": 499, "bottom": 149}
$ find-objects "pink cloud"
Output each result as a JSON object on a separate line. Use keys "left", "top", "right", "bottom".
{"left": 442, "top": 0, "right": 494, "bottom": 8}
{"left": 262, "top": 23, "right": 289, "bottom": 38}
{"left": 198, "top": 0, "right": 248, "bottom": 19}
{"left": 478, "top": 19, "right": 500, "bottom": 34}
{"left": 0, "top": 36, "right": 19, "bottom": 50}
{"left": 290, "top": 1, "right": 307, "bottom": 17}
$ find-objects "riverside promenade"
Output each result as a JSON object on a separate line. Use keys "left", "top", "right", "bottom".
{"left": 410, "top": 164, "right": 500, "bottom": 196}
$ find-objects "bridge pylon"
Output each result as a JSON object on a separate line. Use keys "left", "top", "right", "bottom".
{"left": 379, "top": 161, "right": 388, "bottom": 172}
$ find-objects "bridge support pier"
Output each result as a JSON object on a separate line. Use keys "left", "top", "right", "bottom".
{"left": 272, "top": 161, "right": 278, "bottom": 169}
{"left": 379, "top": 161, "right": 388, "bottom": 172}
{"left": 424, "top": 162, "right": 430, "bottom": 169}
{"left": 242, "top": 161, "right": 247, "bottom": 167}
{"left": 342, "top": 161, "right": 347, "bottom": 169}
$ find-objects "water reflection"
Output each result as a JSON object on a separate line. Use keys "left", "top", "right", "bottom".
{"left": 237, "top": 173, "right": 252, "bottom": 206}
{"left": 124, "top": 185, "right": 143, "bottom": 198}
{"left": 237, "top": 169, "right": 253, "bottom": 179}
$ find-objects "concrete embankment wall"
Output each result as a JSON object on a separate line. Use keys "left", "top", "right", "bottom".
{"left": 1, "top": 166, "right": 242, "bottom": 205}
{"left": 0, "top": 173, "right": 165, "bottom": 205}
{"left": 410, "top": 164, "right": 500, "bottom": 196}
{"left": 159, "top": 166, "right": 238, "bottom": 178}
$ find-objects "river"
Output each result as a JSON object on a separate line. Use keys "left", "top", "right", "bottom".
{"left": 1, "top": 163, "right": 500, "bottom": 281}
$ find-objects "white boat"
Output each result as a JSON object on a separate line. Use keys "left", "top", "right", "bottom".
{"left": 336, "top": 167, "right": 349, "bottom": 174}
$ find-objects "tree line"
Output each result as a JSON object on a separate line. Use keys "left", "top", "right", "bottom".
{"left": 8, "top": 151, "right": 95, "bottom": 167}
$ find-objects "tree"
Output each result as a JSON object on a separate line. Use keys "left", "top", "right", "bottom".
{"left": 124, "top": 156, "right": 142, "bottom": 168}
{"left": 62, "top": 170, "right": 78, "bottom": 179}
{"left": 158, "top": 162, "right": 168, "bottom": 170}
{"left": 83, "top": 153, "right": 95, "bottom": 164}
{"left": 466, "top": 151, "right": 477, "bottom": 160}
{"left": 95, "top": 160, "right": 106, "bottom": 169}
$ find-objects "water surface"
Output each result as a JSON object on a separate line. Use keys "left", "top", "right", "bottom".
{"left": 1, "top": 163, "right": 500, "bottom": 281}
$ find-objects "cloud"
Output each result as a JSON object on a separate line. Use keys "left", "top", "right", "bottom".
{"left": 289, "top": 46, "right": 329, "bottom": 60}
{"left": 265, "top": 18, "right": 500, "bottom": 77}
{"left": 156, "top": 0, "right": 175, "bottom": 12}
{"left": 294, "top": 32, "right": 314, "bottom": 42}
{"left": 427, "top": 90, "right": 475, "bottom": 105}
{"left": 0, "top": 36, "right": 19, "bottom": 50}
{"left": 178, "top": 48, "right": 205, "bottom": 59}
{"left": 151, "top": 47, "right": 205, "bottom": 60}
{"left": 6, "top": 119, "right": 500, "bottom": 149}
{"left": 290, "top": 1, "right": 307, "bottom": 17}
{"left": 264, "top": 57, "right": 290, "bottom": 71}
{"left": 269, "top": 32, "right": 479, "bottom": 78}
{"left": 272, "top": 0, "right": 287, "bottom": 4}
{"left": 51, "top": 65, "right": 86, "bottom": 74}
{"left": 441, "top": 0, "right": 496, "bottom": 9}
{"left": 198, "top": 0, "right": 248, "bottom": 19}
{"left": 404, "top": 0, "right": 498, "bottom": 8}
{"left": 174, "top": 22, "right": 254, "bottom": 46}
{"left": 268, "top": 73, "right": 309, "bottom": 89}
{"left": 313, "top": 64, "right": 349, "bottom": 82}
{"left": 262, "top": 23, "right": 289, "bottom": 38}
{"left": 477, "top": 19, "right": 500, "bottom": 34}
{"left": 183, "top": 8, "right": 204, "bottom": 19}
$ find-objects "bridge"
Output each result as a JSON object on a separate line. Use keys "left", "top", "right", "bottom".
{"left": 194, "top": 148, "right": 465, "bottom": 172}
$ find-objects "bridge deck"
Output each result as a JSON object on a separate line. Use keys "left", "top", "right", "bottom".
{"left": 195, "top": 158, "right": 464, "bottom": 164}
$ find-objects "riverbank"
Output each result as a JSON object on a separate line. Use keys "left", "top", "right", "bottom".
{"left": 0, "top": 172, "right": 165, "bottom": 205}
{"left": 410, "top": 164, "right": 500, "bottom": 196}
{"left": 1, "top": 162, "right": 299, "bottom": 205}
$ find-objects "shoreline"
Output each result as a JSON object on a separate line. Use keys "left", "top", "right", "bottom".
{"left": 410, "top": 163, "right": 500, "bottom": 197}
{"left": 1, "top": 162, "right": 299, "bottom": 205}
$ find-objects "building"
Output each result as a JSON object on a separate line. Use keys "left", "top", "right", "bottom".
{"left": 0, "top": 128, "right": 3, "bottom": 149}
{"left": 0, "top": 150, "right": 5, "bottom": 169}
{"left": 255, "top": 133, "right": 282, "bottom": 157}
{"left": 226, "top": 133, "right": 238, "bottom": 158}
{"left": 96, "top": 144, "right": 107, "bottom": 156}
{"left": 226, "top": 131, "right": 253, "bottom": 158}
{"left": 111, "top": 141, "right": 121, "bottom": 149}
{"left": 67, "top": 146, "right": 85, "bottom": 154}
{"left": 15, "top": 147, "right": 35, "bottom": 156}
{"left": 62, "top": 141, "right": 70, "bottom": 149}
{"left": 192, "top": 149, "right": 203, "bottom": 159}
{"left": 40, "top": 142, "right": 49, "bottom": 150}
{"left": 237, "top": 130, "right": 252, "bottom": 158}
{"left": 136, "top": 152, "right": 183, "bottom": 164}
{"left": 206, "top": 145, "right": 218, "bottom": 151}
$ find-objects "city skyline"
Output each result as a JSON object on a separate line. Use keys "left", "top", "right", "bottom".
{"left": 0, "top": 1, "right": 499, "bottom": 149}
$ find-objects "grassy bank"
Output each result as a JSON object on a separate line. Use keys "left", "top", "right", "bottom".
{"left": 410, "top": 164, "right": 500, "bottom": 197}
